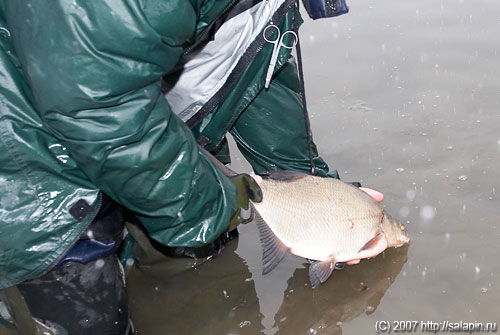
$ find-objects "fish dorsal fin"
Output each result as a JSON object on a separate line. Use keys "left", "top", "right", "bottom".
{"left": 308, "top": 260, "right": 335, "bottom": 289}
{"left": 261, "top": 170, "right": 309, "bottom": 181}
{"left": 254, "top": 209, "right": 288, "bottom": 275}
{"left": 358, "top": 232, "right": 384, "bottom": 252}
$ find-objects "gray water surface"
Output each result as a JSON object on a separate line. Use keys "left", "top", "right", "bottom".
{"left": 127, "top": 0, "right": 500, "bottom": 333}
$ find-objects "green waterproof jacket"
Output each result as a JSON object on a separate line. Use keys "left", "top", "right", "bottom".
{"left": 0, "top": 0, "right": 336, "bottom": 289}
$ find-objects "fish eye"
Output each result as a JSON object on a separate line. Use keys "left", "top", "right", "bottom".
{"left": 400, "top": 224, "right": 406, "bottom": 231}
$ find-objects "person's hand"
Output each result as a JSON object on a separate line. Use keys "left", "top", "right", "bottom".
{"left": 250, "top": 173, "right": 263, "bottom": 187}
{"left": 359, "top": 187, "right": 384, "bottom": 202}
{"left": 227, "top": 173, "right": 263, "bottom": 231}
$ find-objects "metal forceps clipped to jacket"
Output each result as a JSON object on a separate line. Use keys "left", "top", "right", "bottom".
{"left": 263, "top": 24, "right": 298, "bottom": 88}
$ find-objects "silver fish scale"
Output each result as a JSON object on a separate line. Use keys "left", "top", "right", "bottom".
{"left": 252, "top": 175, "right": 384, "bottom": 262}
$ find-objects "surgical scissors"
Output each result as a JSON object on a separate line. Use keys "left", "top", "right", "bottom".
{"left": 262, "top": 24, "right": 298, "bottom": 88}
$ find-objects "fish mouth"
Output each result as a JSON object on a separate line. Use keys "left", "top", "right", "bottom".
{"left": 403, "top": 230, "right": 410, "bottom": 243}
{"left": 394, "top": 241, "right": 408, "bottom": 248}
{"left": 398, "top": 235, "right": 410, "bottom": 246}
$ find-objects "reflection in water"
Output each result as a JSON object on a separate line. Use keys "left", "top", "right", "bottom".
{"left": 127, "top": 238, "right": 265, "bottom": 335}
{"left": 127, "top": 234, "right": 408, "bottom": 334}
{"left": 274, "top": 246, "right": 409, "bottom": 334}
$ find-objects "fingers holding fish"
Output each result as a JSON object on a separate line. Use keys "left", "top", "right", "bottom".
{"left": 359, "top": 187, "right": 384, "bottom": 202}
{"left": 250, "top": 173, "right": 263, "bottom": 186}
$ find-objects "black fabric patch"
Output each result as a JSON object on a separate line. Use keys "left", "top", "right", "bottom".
{"left": 196, "top": 136, "right": 211, "bottom": 147}
{"left": 263, "top": 170, "right": 309, "bottom": 181}
{"left": 69, "top": 199, "right": 92, "bottom": 222}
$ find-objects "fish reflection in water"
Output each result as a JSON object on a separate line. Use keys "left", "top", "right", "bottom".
{"left": 273, "top": 245, "right": 409, "bottom": 335}
{"left": 126, "top": 235, "right": 408, "bottom": 335}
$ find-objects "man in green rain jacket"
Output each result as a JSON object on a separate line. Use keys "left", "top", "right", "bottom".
{"left": 0, "top": 0, "right": 351, "bottom": 333}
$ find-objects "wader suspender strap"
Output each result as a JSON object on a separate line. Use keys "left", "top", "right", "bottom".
{"left": 0, "top": 287, "right": 39, "bottom": 334}
{"left": 293, "top": 0, "right": 317, "bottom": 176}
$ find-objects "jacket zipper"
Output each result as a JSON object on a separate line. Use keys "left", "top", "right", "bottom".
{"left": 183, "top": 0, "right": 265, "bottom": 56}
{"left": 186, "top": 0, "right": 298, "bottom": 129}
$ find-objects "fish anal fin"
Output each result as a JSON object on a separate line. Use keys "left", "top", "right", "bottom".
{"left": 358, "top": 232, "right": 384, "bottom": 253}
{"left": 260, "top": 170, "right": 309, "bottom": 181}
{"left": 254, "top": 209, "right": 288, "bottom": 275}
{"left": 308, "top": 260, "right": 335, "bottom": 289}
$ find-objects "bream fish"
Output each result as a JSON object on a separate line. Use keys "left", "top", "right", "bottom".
{"left": 197, "top": 145, "right": 409, "bottom": 288}
{"left": 251, "top": 170, "right": 410, "bottom": 288}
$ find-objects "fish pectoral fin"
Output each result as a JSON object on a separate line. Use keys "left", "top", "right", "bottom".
{"left": 260, "top": 170, "right": 309, "bottom": 181}
{"left": 358, "top": 232, "right": 384, "bottom": 253}
{"left": 254, "top": 210, "right": 288, "bottom": 275}
{"left": 308, "top": 260, "right": 335, "bottom": 289}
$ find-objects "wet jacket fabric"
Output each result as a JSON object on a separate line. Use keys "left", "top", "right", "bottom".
{"left": 0, "top": 0, "right": 344, "bottom": 290}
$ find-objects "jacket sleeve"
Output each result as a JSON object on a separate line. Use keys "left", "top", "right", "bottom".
{"left": 5, "top": 0, "right": 238, "bottom": 247}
